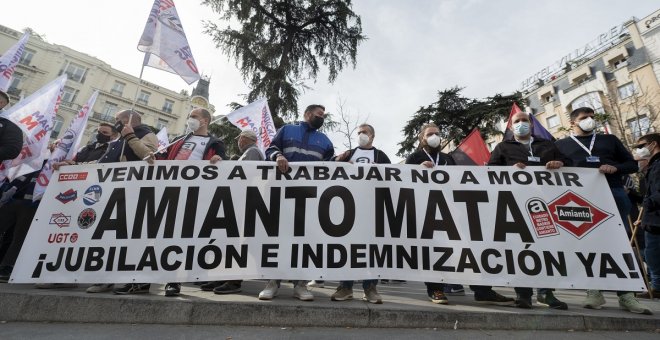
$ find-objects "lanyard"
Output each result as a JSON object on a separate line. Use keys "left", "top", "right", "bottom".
{"left": 423, "top": 150, "right": 446, "bottom": 166}
{"left": 517, "top": 137, "right": 535, "bottom": 157}
{"left": 569, "top": 133, "right": 596, "bottom": 156}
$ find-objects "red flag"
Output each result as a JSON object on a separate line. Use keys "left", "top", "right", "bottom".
{"left": 505, "top": 102, "right": 523, "bottom": 131}
{"left": 451, "top": 128, "right": 491, "bottom": 165}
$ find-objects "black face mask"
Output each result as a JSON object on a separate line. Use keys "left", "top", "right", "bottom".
{"left": 96, "top": 133, "right": 111, "bottom": 143}
{"left": 310, "top": 116, "right": 324, "bottom": 130}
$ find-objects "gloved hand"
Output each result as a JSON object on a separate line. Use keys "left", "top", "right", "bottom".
{"left": 0, "top": 186, "right": 17, "bottom": 207}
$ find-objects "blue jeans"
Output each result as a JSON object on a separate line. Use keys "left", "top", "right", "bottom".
{"left": 340, "top": 280, "right": 377, "bottom": 290}
{"left": 611, "top": 187, "right": 633, "bottom": 235}
{"left": 645, "top": 232, "right": 660, "bottom": 290}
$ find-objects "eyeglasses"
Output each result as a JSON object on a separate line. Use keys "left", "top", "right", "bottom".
{"left": 634, "top": 143, "right": 648, "bottom": 149}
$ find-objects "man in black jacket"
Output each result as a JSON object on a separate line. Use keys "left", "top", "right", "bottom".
{"left": 0, "top": 90, "right": 23, "bottom": 162}
{"left": 481, "top": 110, "right": 569, "bottom": 310}
{"left": 634, "top": 133, "right": 660, "bottom": 299}
{"left": 556, "top": 107, "right": 651, "bottom": 315}
{"left": 53, "top": 123, "right": 118, "bottom": 170}
{"left": 331, "top": 123, "right": 389, "bottom": 304}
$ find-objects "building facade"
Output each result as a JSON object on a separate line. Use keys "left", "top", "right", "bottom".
{"left": 0, "top": 24, "right": 214, "bottom": 146}
{"left": 520, "top": 8, "right": 660, "bottom": 148}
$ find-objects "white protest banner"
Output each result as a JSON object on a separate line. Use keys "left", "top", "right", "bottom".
{"left": 33, "top": 90, "right": 99, "bottom": 201}
{"left": 156, "top": 126, "right": 169, "bottom": 150}
{"left": 0, "top": 32, "right": 29, "bottom": 92}
{"left": 226, "top": 98, "right": 277, "bottom": 151}
{"left": 11, "top": 163, "right": 645, "bottom": 291}
{"left": 0, "top": 75, "right": 66, "bottom": 181}
{"left": 138, "top": 0, "right": 200, "bottom": 84}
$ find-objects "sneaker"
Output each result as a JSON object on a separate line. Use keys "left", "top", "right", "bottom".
{"left": 200, "top": 281, "right": 225, "bottom": 292}
{"left": 515, "top": 295, "right": 533, "bottom": 309}
{"left": 307, "top": 280, "right": 324, "bottom": 288}
{"left": 114, "top": 283, "right": 150, "bottom": 295}
{"left": 213, "top": 281, "right": 242, "bottom": 295}
{"left": 35, "top": 283, "right": 78, "bottom": 289}
{"left": 583, "top": 290, "right": 606, "bottom": 309}
{"left": 636, "top": 291, "right": 660, "bottom": 299}
{"left": 444, "top": 285, "right": 465, "bottom": 296}
{"left": 331, "top": 286, "right": 354, "bottom": 301}
{"left": 474, "top": 291, "right": 515, "bottom": 306}
{"left": 258, "top": 280, "right": 279, "bottom": 300}
{"left": 618, "top": 292, "right": 653, "bottom": 315}
{"left": 363, "top": 285, "right": 383, "bottom": 304}
{"left": 86, "top": 283, "right": 114, "bottom": 293}
{"left": 165, "top": 283, "right": 181, "bottom": 297}
{"left": 537, "top": 291, "right": 568, "bottom": 310}
{"left": 293, "top": 283, "right": 314, "bottom": 301}
{"left": 429, "top": 290, "right": 449, "bottom": 304}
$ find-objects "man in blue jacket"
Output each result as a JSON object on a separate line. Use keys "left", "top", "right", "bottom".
{"left": 259, "top": 104, "right": 335, "bottom": 301}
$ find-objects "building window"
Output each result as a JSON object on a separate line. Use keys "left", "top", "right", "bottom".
{"left": 8, "top": 72, "right": 24, "bottom": 91}
{"left": 61, "top": 86, "right": 79, "bottom": 103}
{"left": 613, "top": 58, "right": 628, "bottom": 69}
{"left": 570, "top": 92, "right": 605, "bottom": 114}
{"left": 60, "top": 61, "right": 88, "bottom": 83}
{"left": 156, "top": 119, "right": 168, "bottom": 131}
{"left": 546, "top": 115, "right": 560, "bottom": 128}
{"left": 51, "top": 116, "right": 64, "bottom": 139}
{"left": 111, "top": 81, "right": 125, "bottom": 96}
{"left": 162, "top": 99, "right": 174, "bottom": 114}
{"left": 542, "top": 94, "right": 555, "bottom": 104}
{"left": 19, "top": 48, "right": 35, "bottom": 66}
{"left": 101, "top": 102, "right": 118, "bottom": 120}
{"left": 618, "top": 82, "right": 636, "bottom": 100}
{"left": 628, "top": 115, "right": 650, "bottom": 141}
{"left": 137, "top": 90, "right": 150, "bottom": 105}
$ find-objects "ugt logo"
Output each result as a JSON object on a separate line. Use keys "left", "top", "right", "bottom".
{"left": 546, "top": 191, "right": 613, "bottom": 239}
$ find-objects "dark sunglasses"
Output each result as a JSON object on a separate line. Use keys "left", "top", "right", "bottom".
{"left": 634, "top": 142, "right": 649, "bottom": 149}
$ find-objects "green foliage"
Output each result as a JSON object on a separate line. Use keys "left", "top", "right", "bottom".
{"left": 203, "top": 0, "right": 366, "bottom": 119}
{"left": 397, "top": 87, "right": 523, "bottom": 157}
{"left": 208, "top": 119, "right": 243, "bottom": 158}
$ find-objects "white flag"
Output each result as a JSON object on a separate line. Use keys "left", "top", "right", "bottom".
{"left": 33, "top": 90, "right": 99, "bottom": 201}
{"left": 138, "top": 0, "right": 201, "bottom": 84}
{"left": 226, "top": 98, "right": 277, "bottom": 151}
{"left": 0, "top": 32, "right": 30, "bottom": 92}
{"left": 156, "top": 126, "right": 169, "bottom": 150}
{"left": 0, "top": 75, "right": 67, "bottom": 181}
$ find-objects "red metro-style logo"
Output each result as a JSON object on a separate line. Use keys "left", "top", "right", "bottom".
{"left": 546, "top": 191, "right": 613, "bottom": 239}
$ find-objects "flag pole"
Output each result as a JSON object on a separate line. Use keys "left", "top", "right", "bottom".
{"left": 121, "top": 56, "right": 148, "bottom": 160}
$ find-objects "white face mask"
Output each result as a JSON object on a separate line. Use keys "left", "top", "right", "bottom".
{"left": 186, "top": 118, "right": 201, "bottom": 132}
{"left": 426, "top": 134, "right": 441, "bottom": 148}
{"left": 635, "top": 146, "right": 651, "bottom": 159}
{"left": 512, "top": 122, "right": 531, "bottom": 137}
{"left": 577, "top": 117, "right": 596, "bottom": 132}
{"left": 357, "top": 133, "right": 370, "bottom": 147}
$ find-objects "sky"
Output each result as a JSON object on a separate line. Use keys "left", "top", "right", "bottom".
{"left": 2, "top": 0, "right": 659, "bottom": 162}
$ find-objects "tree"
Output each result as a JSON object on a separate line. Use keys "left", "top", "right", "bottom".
{"left": 603, "top": 77, "right": 660, "bottom": 146}
{"left": 332, "top": 96, "right": 368, "bottom": 149}
{"left": 397, "top": 87, "right": 522, "bottom": 157}
{"left": 203, "top": 0, "right": 366, "bottom": 119}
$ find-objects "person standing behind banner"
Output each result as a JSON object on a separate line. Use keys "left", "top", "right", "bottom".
{"left": 479, "top": 110, "right": 569, "bottom": 310}
{"left": 0, "top": 90, "right": 23, "bottom": 162}
{"left": 98, "top": 110, "right": 158, "bottom": 164}
{"left": 633, "top": 133, "right": 660, "bottom": 299}
{"left": 555, "top": 106, "right": 651, "bottom": 315}
{"left": 210, "top": 130, "right": 264, "bottom": 296}
{"left": 259, "top": 104, "right": 335, "bottom": 302}
{"left": 405, "top": 123, "right": 494, "bottom": 305}
{"left": 331, "top": 123, "right": 390, "bottom": 304}
{"left": 52, "top": 123, "right": 119, "bottom": 170}
{"left": 135, "top": 108, "right": 226, "bottom": 297}
{"left": 91, "top": 110, "right": 157, "bottom": 295}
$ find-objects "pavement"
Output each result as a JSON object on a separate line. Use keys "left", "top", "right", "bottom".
{"left": 1, "top": 280, "right": 659, "bottom": 331}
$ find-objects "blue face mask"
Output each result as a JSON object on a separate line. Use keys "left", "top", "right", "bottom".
{"left": 513, "top": 122, "right": 531, "bottom": 137}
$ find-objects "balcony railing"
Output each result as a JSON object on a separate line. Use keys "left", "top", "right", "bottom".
{"left": 6, "top": 87, "right": 21, "bottom": 97}
{"left": 91, "top": 111, "right": 115, "bottom": 123}
{"left": 59, "top": 100, "right": 82, "bottom": 111}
